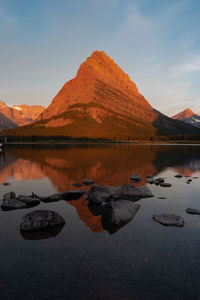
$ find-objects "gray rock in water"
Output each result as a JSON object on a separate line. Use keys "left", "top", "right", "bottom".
{"left": 20, "top": 210, "right": 65, "bottom": 231}
{"left": 3, "top": 182, "right": 10, "bottom": 186}
{"left": 88, "top": 185, "right": 113, "bottom": 204}
{"left": 3, "top": 191, "right": 16, "bottom": 201}
{"left": 17, "top": 195, "right": 40, "bottom": 205}
{"left": 62, "top": 190, "right": 86, "bottom": 200}
{"left": 73, "top": 182, "right": 82, "bottom": 187}
{"left": 152, "top": 214, "right": 184, "bottom": 227}
{"left": 175, "top": 174, "right": 183, "bottom": 178}
{"left": 41, "top": 194, "right": 63, "bottom": 203}
{"left": 1, "top": 199, "right": 27, "bottom": 210}
{"left": 155, "top": 178, "right": 165, "bottom": 185}
{"left": 186, "top": 208, "right": 200, "bottom": 215}
{"left": 82, "top": 178, "right": 94, "bottom": 185}
{"left": 146, "top": 178, "right": 155, "bottom": 184}
{"left": 160, "top": 183, "right": 172, "bottom": 187}
{"left": 130, "top": 173, "right": 141, "bottom": 182}
{"left": 102, "top": 200, "right": 140, "bottom": 234}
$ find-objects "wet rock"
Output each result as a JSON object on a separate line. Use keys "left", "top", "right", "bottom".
{"left": 17, "top": 195, "right": 40, "bottom": 205}
{"left": 62, "top": 190, "right": 86, "bottom": 200}
{"left": 20, "top": 210, "right": 65, "bottom": 231}
{"left": 158, "top": 197, "right": 167, "bottom": 199}
{"left": 160, "top": 183, "right": 172, "bottom": 187}
{"left": 130, "top": 173, "right": 141, "bottom": 182}
{"left": 3, "top": 182, "right": 10, "bottom": 186}
{"left": 1, "top": 199, "right": 27, "bottom": 210}
{"left": 41, "top": 193, "right": 63, "bottom": 203}
{"left": 88, "top": 202, "right": 104, "bottom": 216}
{"left": 155, "top": 178, "right": 165, "bottom": 185}
{"left": 82, "top": 178, "right": 94, "bottom": 186}
{"left": 186, "top": 208, "right": 200, "bottom": 215}
{"left": 152, "top": 214, "right": 184, "bottom": 227}
{"left": 102, "top": 200, "right": 140, "bottom": 234}
{"left": 3, "top": 191, "right": 16, "bottom": 200}
{"left": 73, "top": 182, "right": 82, "bottom": 187}
{"left": 192, "top": 177, "right": 199, "bottom": 179}
{"left": 175, "top": 174, "right": 183, "bottom": 178}
{"left": 146, "top": 178, "right": 155, "bottom": 184}
{"left": 187, "top": 179, "right": 192, "bottom": 182}
{"left": 88, "top": 185, "right": 113, "bottom": 204}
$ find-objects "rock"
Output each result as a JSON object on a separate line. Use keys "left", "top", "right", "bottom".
{"left": 20, "top": 210, "right": 65, "bottom": 232}
{"left": 111, "top": 184, "right": 153, "bottom": 200}
{"left": 187, "top": 179, "right": 192, "bottom": 182}
{"left": 192, "top": 177, "right": 199, "bottom": 179}
{"left": 82, "top": 178, "right": 94, "bottom": 185}
{"left": 152, "top": 214, "right": 184, "bottom": 227}
{"left": 3, "top": 182, "right": 10, "bottom": 186}
{"left": 1, "top": 199, "right": 27, "bottom": 210}
{"left": 146, "top": 175, "right": 153, "bottom": 178}
{"left": 175, "top": 174, "right": 183, "bottom": 178}
{"left": 17, "top": 195, "right": 40, "bottom": 205}
{"left": 102, "top": 200, "right": 140, "bottom": 234}
{"left": 155, "top": 178, "right": 165, "bottom": 185}
{"left": 160, "top": 183, "right": 172, "bottom": 187}
{"left": 3, "top": 191, "right": 16, "bottom": 200}
{"left": 146, "top": 178, "right": 155, "bottom": 184}
{"left": 186, "top": 208, "right": 200, "bottom": 215}
{"left": 20, "top": 225, "right": 65, "bottom": 240}
{"left": 88, "top": 185, "right": 113, "bottom": 204}
{"left": 62, "top": 190, "right": 86, "bottom": 200}
{"left": 158, "top": 197, "right": 167, "bottom": 199}
{"left": 41, "top": 193, "right": 63, "bottom": 203}
{"left": 73, "top": 182, "right": 82, "bottom": 187}
{"left": 130, "top": 173, "right": 141, "bottom": 182}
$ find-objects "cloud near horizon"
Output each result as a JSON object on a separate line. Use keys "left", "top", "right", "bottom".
{"left": 0, "top": 0, "right": 199, "bottom": 116}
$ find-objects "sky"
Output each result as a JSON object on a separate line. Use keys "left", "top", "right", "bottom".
{"left": 0, "top": 0, "right": 200, "bottom": 116}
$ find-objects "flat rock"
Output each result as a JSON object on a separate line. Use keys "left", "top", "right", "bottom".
{"left": 3, "top": 191, "right": 16, "bottom": 200}
{"left": 62, "top": 190, "right": 86, "bottom": 200}
{"left": 130, "top": 173, "right": 141, "bottom": 182}
{"left": 20, "top": 210, "right": 65, "bottom": 232}
{"left": 153, "top": 214, "right": 184, "bottom": 227}
{"left": 160, "top": 183, "right": 172, "bottom": 187}
{"left": 41, "top": 193, "right": 63, "bottom": 203}
{"left": 82, "top": 178, "right": 94, "bottom": 185}
{"left": 17, "top": 195, "right": 40, "bottom": 205}
{"left": 175, "top": 174, "right": 183, "bottom": 178}
{"left": 186, "top": 208, "right": 200, "bottom": 215}
{"left": 1, "top": 199, "right": 27, "bottom": 210}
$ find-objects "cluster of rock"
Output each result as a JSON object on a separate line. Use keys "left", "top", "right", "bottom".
{"left": 1, "top": 174, "right": 200, "bottom": 237}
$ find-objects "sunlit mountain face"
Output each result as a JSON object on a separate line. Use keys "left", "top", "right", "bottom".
{"left": 1, "top": 145, "right": 200, "bottom": 233}
{"left": 173, "top": 108, "right": 200, "bottom": 129}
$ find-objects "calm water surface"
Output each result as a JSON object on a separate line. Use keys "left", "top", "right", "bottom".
{"left": 0, "top": 144, "right": 200, "bottom": 300}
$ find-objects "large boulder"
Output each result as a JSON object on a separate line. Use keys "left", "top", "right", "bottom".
{"left": 1, "top": 199, "right": 27, "bottom": 210}
{"left": 88, "top": 185, "right": 113, "bottom": 204}
{"left": 152, "top": 214, "right": 184, "bottom": 227}
{"left": 61, "top": 190, "right": 86, "bottom": 200}
{"left": 102, "top": 200, "right": 140, "bottom": 234}
{"left": 20, "top": 210, "right": 65, "bottom": 231}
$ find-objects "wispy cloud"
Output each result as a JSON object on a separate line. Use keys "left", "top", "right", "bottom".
{"left": 170, "top": 56, "right": 200, "bottom": 77}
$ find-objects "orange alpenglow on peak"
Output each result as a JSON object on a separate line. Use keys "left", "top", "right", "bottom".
{"left": 172, "top": 108, "right": 195, "bottom": 120}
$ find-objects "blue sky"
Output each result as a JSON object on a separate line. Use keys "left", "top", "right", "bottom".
{"left": 0, "top": 0, "right": 200, "bottom": 116}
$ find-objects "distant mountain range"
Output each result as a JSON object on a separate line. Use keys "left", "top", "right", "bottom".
{"left": 0, "top": 101, "right": 45, "bottom": 130}
{"left": 172, "top": 108, "right": 200, "bottom": 129}
{"left": 2, "top": 51, "right": 199, "bottom": 139}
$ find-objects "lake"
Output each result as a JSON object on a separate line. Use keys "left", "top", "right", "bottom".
{"left": 0, "top": 144, "right": 200, "bottom": 300}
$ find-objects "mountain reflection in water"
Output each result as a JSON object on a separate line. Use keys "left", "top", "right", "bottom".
{"left": 1, "top": 144, "right": 200, "bottom": 234}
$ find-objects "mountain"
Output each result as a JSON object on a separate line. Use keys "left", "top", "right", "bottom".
{"left": 0, "top": 100, "right": 45, "bottom": 129}
{"left": 3, "top": 51, "right": 199, "bottom": 139}
{"left": 172, "top": 108, "right": 200, "bottom": 129}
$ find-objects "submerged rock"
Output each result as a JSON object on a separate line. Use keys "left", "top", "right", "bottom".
{"left": 102, "top": 200, "right": 140, "bottom": 234}
{"left": 20, "top": 210, "right": 65, "bottom": 231}
{"left": 41, "top": 193, "right": 63, "bottom": 203}
{"left": 130, "top": 173, "right": 141, "bottom": 182}
{"left": 152, "top": 214, "right": 184, "bottom": 227}
{"left": 73, "top": 182, "right": 82, "bottom": 187}
{"left": 3, "top": 191, "right": 16, "bottom": 200}
{"left": 62, "top": 190, "right": 86, "bottom": 200}
{"left": 186, "top": 208, "right": 200, "bottom": 215}
{"left": 1, "top": 199, "right": 27, "bottom": 210}
{"left": 82, "top": 178, "right": 94, "bottom": 185}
